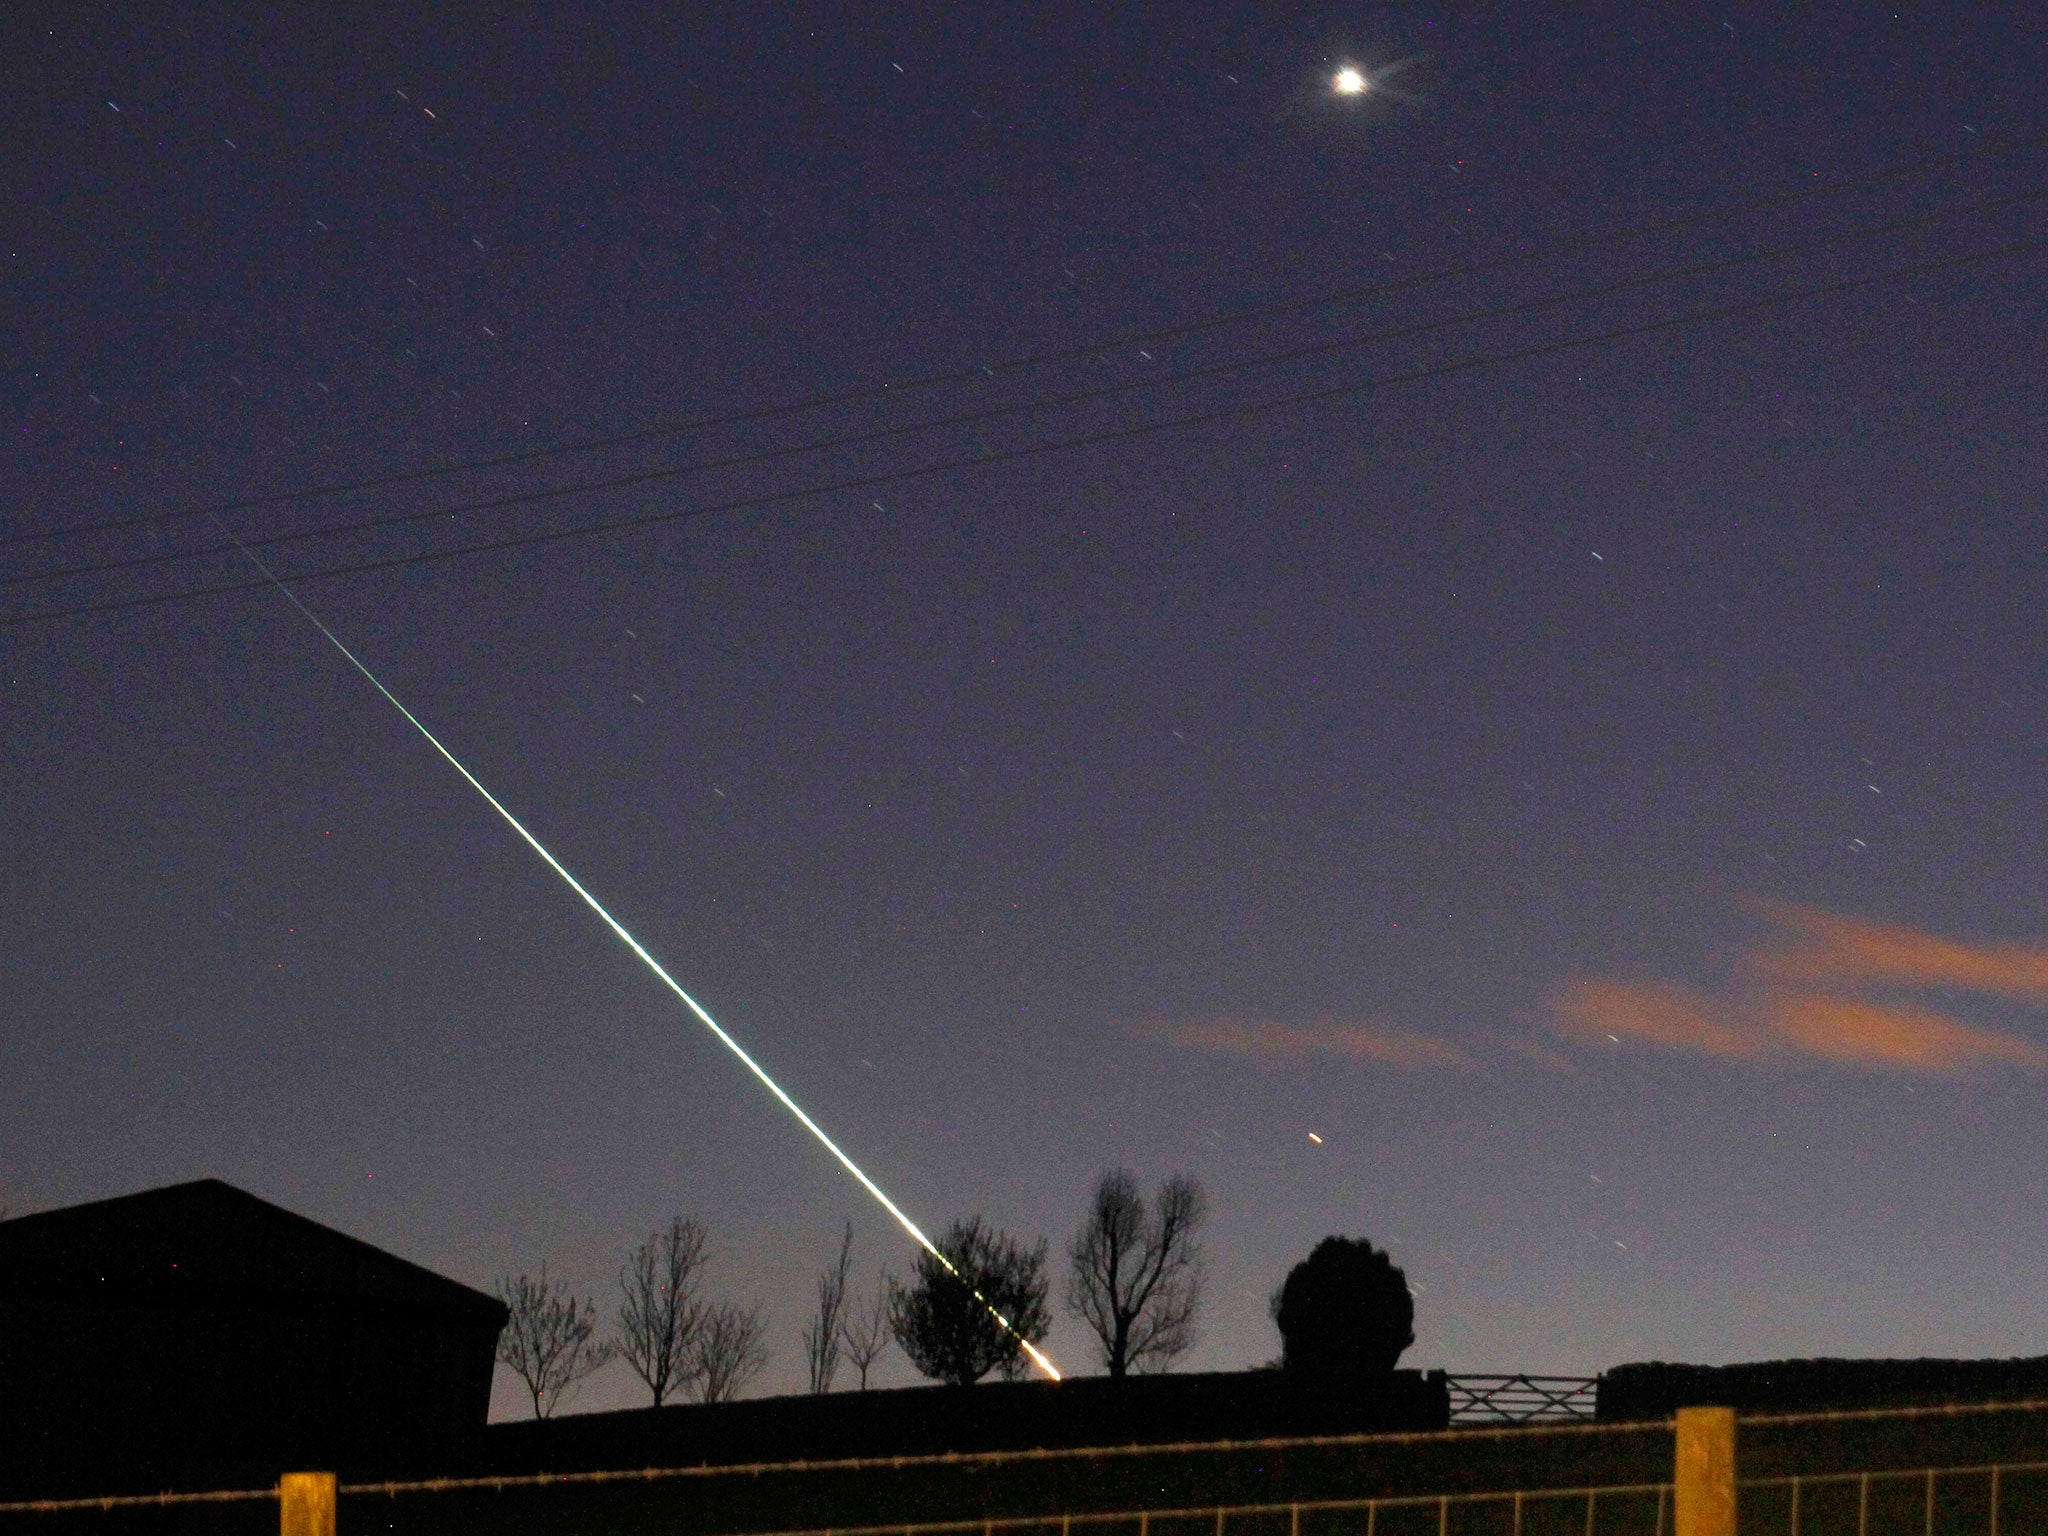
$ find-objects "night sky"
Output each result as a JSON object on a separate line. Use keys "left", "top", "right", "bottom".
{"left": 5, "top": 6, "right": 2046, "bottom": 1417}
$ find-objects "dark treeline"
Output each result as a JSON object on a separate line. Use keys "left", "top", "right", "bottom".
{"left": 495, "top": 1168, "right": 1419, "bottom": 1415}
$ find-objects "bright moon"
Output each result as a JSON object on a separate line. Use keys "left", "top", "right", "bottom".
{"left": 1334, "top": 67, "right": 1367, "bottom": 95}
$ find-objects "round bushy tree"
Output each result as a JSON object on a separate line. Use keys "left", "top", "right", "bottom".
{"left": 890, "top": 1216, "right": 1051, "bottom": 1386}
{"left": 1271, "top": 1235, "right": 1414, "bottom": 1379}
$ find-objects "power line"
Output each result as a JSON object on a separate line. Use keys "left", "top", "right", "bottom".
{"left": 8, "top": 235, "right": 2034, "bottom": 632}
{"left": 3, "top": 133, "right": 2036, "bottom": 554}
{"left": 9, "top": 186, "right": 2039, "bottom": 594}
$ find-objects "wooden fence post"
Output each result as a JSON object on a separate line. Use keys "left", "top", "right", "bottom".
{"left": 1673, "top": 1407, "right": 1735, "bottom": 1536}
{"left": 279, "top": 1472, "right": 337, "bottom": 1536}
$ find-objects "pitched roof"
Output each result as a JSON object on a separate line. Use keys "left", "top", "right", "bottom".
{"left": 0, "top": 1178, "right": 505, "bottom": 1325}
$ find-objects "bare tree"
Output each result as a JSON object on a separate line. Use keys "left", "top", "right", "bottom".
{"left": 695, "top": 1300, "right": 770, "bottom": 1402}
{"left": 615, "top": 1216, "right": 708, "bottom": 1406}
{"left": 840, "top": 1278, "right": 893, "bottom": 1389}
{"left": 495, "top": 1267, "right": 616, "bottom": 1418}
{"left": 801, "top": 1223, "right": 854, "bottom": 1393}
{"left": 1066, "top": 1170, "right": 1207, "bottom": 1376}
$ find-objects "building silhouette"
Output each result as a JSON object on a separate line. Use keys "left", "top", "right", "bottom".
{"left": 0, "top": 1179, "right": 505, "bottom": 1498}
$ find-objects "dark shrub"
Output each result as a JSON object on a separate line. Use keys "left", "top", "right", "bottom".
{"left": 1272, "top": 1235, "right": 1414, "bottom": 1379}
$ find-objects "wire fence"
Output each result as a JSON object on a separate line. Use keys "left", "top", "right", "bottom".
{"left": 0, "top": 1489, "right": 276, "bottom": 1517}
{"left": 3, "top": 1396, "right": 2045, "bottom": 1534}
{"left": 537, "top": 1483, "right": 1682, "bottom": 1536}
{"left": 1738, "top": 1458, "right": 2048, "bottom": 1536}
{"left": 0, "top": 1411, "right": 1669, "bottom": 1518}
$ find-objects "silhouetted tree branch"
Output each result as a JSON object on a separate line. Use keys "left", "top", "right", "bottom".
{"left": 1067, "top": 1169, "right": 1207, "bottom": 1376}
{"left": 840, "top": 1278, "right": 893, "bottom": 1389}
{"left": 615, "top": 1217, "right": 708, "bottom": 1407}
{"left": 801, "top": 1223, "right": 854, "bottom": 1393}
{"left": 496, "top": 1267, "right": 615, "bottom": 1419}
{"left": 695, "top": 1300, "right": 770, "bottom": 1402}
{"left": 890, "top": 1217, "right": 1049, "bottom": 1387}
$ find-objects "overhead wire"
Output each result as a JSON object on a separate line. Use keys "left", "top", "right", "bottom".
{"left": 10, "top": 142, "right": 2039, "bottom": 1379}
{"left": 2, "top": 131, "right": 2039, "bottom": 554}
{"left": 7, "top": 233, "right": 2038, "bottom": 631}
{"left": 7, "top": 184, "right": 2041, "bottom": 595}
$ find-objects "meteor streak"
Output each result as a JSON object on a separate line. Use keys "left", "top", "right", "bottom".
{"left": 215, "top": 522, "right": 1060, "bottom": 1382}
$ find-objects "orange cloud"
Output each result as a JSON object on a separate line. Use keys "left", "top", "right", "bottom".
{"left": 1143, "top": 1015, "right": 1476, "bottom": 1070}
{"left": 1763, "top": 992, "right": 2048, "bottom": 1072}
{"left": 1552, "top": 901, "right": 2048, "bottom": 1075}
{"left": 1552, "top": 979, "right": 1772, "bottom": 1059}
{"left": 1746, "top": 900, "right": 2048, "bottom": 1001}
{"left": 1490, "top": 1032, "right": 1583, "bottom": 1074}
{"left": 1142, "top": 909, "right": 2048, "bottom": 1078}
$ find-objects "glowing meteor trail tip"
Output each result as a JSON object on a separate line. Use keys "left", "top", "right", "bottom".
{"left": 210, "top": 517, "right": 1063, "bottom": 1382}
{"left": 1334, "top": 67, "right": 1367, "bottom": 96}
